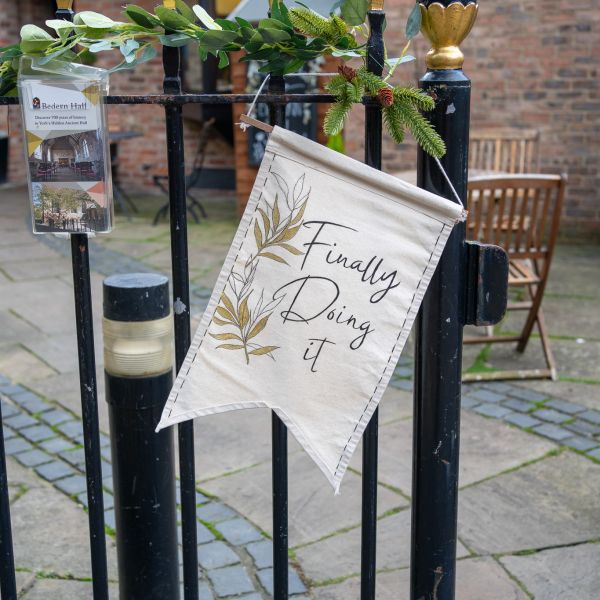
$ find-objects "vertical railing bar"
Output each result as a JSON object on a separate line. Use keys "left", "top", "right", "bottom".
{"left": 0, "top": 402, "right": 17, "bottom": 600}
{"left": 361, "top": 5, "right": 385, "bottom": 599}
{"left": 268, "top": 72, "right": 289, "bottom": 600}
{"left": 71, "top": 234, "right": 110, "bottom": 600}
{"left": 50, "top": 3, "right": 110, "bottom": 597}
{"left": 163, "top": 41, "right": 198, "bottom": 600}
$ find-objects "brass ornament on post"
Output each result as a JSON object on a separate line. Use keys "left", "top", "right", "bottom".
{"left": 369, "top": 0, "right": 385, "bottom": 10}
{"left": 419, "top": 1, "right": 478, "bottom": 70}
{"left": 55, "top": 0, "right": 74, "bottom": 9}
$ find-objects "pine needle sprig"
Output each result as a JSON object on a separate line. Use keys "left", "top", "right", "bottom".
{"left": 324, "top": 99, "right": 353, "bottom": 136}
{"left": 382, "top": 104, "right": 405, "bottom": 145}
{"left": 356, "top": 67, "right": 386, "bottom": 95}
{"left": 393, "top": 101, "right": 446, "bottom": 158}
{"left": 393, "top": 86, "right": 435, "bottom": 112}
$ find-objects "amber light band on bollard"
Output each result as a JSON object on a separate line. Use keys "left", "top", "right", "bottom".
{"left": 103, "top": 314, "right": 173, "bottom": 377}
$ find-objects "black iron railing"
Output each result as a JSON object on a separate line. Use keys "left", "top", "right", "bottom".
{"left": 0, "top": 1, "right": 506, "bottom": 599}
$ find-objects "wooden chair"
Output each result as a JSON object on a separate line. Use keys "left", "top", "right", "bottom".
{"left": 463, "top": 174, "right": 567, "bottom": 381}
{"left": 469, "top": 129, "right": 540, "bottom": 174}
{"left": 150, "top": 118, "right": 216, "bottom": 225}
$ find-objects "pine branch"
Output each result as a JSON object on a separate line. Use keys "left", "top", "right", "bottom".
{"left": 382, "top": 105, "right": 405, "bottom": 144}
{"left": 356, "top": 67, "right": 385, "bottom": 95}
{"left": 393, "top": 100, "right": 446, "bottom": 158}
{"left": 326, "top": 74, "right": 349, "bottom": 97}
{"left": 324, "top": 100, "right": 353, "bottom": 136}
{"left": 393, "top": 86, "right": 435, "bottom": 112}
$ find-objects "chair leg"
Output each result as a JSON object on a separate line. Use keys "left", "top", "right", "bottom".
{"left": 535, "top": 308, "right": 557, "bottom": 380}
{"left": 187, "top": 203, "right": 200, "bottom": 224}
{"left": 187, "top": 192, "right": 208, "bottom": 219}
{"left": 153, "top": 202, "right": 169, "bottom": 226}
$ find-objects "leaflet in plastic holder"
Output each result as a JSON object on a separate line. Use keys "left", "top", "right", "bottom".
{"left": 18, "top": 57, "right": 113, "bottom": 234}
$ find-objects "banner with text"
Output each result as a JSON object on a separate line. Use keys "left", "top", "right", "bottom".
{"left": 157, "top": 126, "right": 465, "bottom": 492}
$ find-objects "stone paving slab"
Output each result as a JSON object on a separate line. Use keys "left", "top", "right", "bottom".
{"left": 500, "top": 542, "right": 600, "bottom": 600}
{"left": 202, "top": 450, "right": 407, "bottom": 548}
{"left": 349, "top": 409, "right": 555, "bottom": 495}
{"left": 295, "top": 508, "right": 469, "bottom": 585}
{"left": 20, "top": 578, "right": 119, "bottom": 599}
{"left": 312, "top": 556, "right": 527, "bottom": 599}
{"left": 7, "top": 457, "right": 119, "bottom": 580}
{"left": 458, "top": 451, "right": 600, "bottom": 555}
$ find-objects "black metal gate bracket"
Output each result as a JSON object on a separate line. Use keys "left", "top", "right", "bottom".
{"left": 464, "top": 241, "right": 509, "bottom": 327}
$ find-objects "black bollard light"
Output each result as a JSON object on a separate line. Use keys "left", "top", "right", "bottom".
{"left": 103, "top": 273, "right": 179, "bottom": 600}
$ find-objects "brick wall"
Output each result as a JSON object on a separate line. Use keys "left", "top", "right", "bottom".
{"left": 343, "top": 0, "right": 600, "bottom": 237}
{"left": 2, "top": 0, "right": 598, "bottom": 234}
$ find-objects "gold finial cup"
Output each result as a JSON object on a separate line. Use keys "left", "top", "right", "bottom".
{"left": 55, "top": 0, "right": 74, "bottom": 9}
{"left": 369, "top": 0, "right": 385, "bottom": 10}
{"left": 420, "top": 2, "right": 478, "bottom": 70}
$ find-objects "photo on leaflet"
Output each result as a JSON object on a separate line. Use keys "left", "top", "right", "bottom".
{"left": 28, "top": 130, "right": 104, "bottom": 183}
{"left": 31, "top": 180, "right": 110, "bottom": 234}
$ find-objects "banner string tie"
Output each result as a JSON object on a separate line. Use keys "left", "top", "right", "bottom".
{"left": 238, "top": 72, "right": 465, "bottom": 211}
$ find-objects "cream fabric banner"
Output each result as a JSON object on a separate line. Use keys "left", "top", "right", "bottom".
{"left": 157, "top": 126, "right": 465, "bottom": 493}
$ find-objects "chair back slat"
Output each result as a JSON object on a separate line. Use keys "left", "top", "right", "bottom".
{"left": 470, "top": 129, "right": 540, "bottom": 174}
{"left": 467, "top": 175, "right": 566, "bottom": 261}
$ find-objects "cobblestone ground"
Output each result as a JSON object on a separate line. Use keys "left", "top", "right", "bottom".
{"left": 1, "top": 187, "right": 599, "bottom": 598}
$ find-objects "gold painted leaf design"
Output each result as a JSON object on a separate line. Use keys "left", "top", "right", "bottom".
{"left": 210, "top": 332, "right": 242, "bottom": 341}
{"left": 220, "top": 292, "right": 236, "bottom": 316}
{"left": 289, "top": 200, "right": 307, "bottom": 226}
{"left": 216, "top": 306, "right": 236, "bottom": 322}
{"left": 249, "top": 345, "right": 279, "bottom": 356}
{"left": 259, "top": 252, "right": 289, "bottom": 265}
{"left": 212, "top": 316, "right": 232, "bottom": 326}
{"left": 273, "top": 224, "right": 301, "bottom": 244}
{"left": 216, "top": 344, "right": 245, "bottom": 350}
{"left": 254, "top": 219, "right": 263, "bottom": 248}
{"left": 239, "top": 296, "right": 250, "bottom": 329}
{"left": 278, "top": 243, "right": 303, "bottom": 255}
{"left": 273, "top": 196, "right": 280, "bottom": 229}
{"left": 258, "top": 208, "right": 270, "bottom": 237}
{"left": 247, "top": 314, "right": 270, "bottom": 340}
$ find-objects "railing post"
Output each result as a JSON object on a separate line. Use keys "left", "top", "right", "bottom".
{"left": 162, "top": 10, "right": 199, "bottom": 597}
{"left": 361, "top": 2, "right": 384, "bottom": 599}
{"left": 0, "top": 400, "right": 17, "bottom": 600}
{"left": 267, "top": 71, "right": 289, "bottom": 600}
{"left": 411, "top": 2, "right": 478, "bottom": 599}
{"left": 103, "top": 274, "right": 179, "bottom": 600}
{"left": 54, "top": 2, "right": 110, "bottom": 598}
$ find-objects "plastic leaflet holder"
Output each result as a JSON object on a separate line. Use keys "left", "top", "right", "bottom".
{"left": 18, "top": 57, "right": 113, "bottom": 234}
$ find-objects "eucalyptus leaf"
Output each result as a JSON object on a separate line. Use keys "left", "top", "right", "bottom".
{"left": 89, "top": 40, "right": 113, "bottom": 53}
{"left": 201, "top": 29, "right": 239, "bottom": 52}
{"left": 234, "top": 17, "right": 252, "bottom": 29}
{"left": 45, "top": 20, "right": 78, "bottom": 33}
{"left": 159, "top": 33, "right": 193, "bottom": 47}
{"left": 155, "top": 6, "right": 192, "bottom": 31}
{"left": 74, "top": 11, "right": 120, "bottom": 29}
{"left": 340, "top": 0, "right": 368, "bottom": 27}
{"left": 257, "top": 27, "right": 291, "bottom": 43}
{"left": 270, "top": 0, "right": 293, "bottom": 28}
{"left": 385, "top": 55, "right": 416, "bottom": 68}
{"left": 405, "top": 3, "right": 422, "bottom": 40}
{"left": 124, "top": 5, "right": 161, "bottom": 29}
{"left": 215, "top": 19, "right": 239, "bottom": 32}
{"left": 119, "top": 39, "right": 139, "bottom": 56}
{"left": 175, "top": 0, "right": 196, "bottom": 23}
{"left": 332, "top": 49, "right": 361, "bottom": 57}
{"left": 20, "top": 24, "right": 53, "bottom": 42}
{"left": 20, "top": 25, "right": 55, "bottom": 55}
{"left": 37, "top": 45, "right": 77, "bottom": 64}
{"left": 192, "top": 5, "right": 221, "bottom": 30}
{"left": 217, "top": 50, "right": 229, "bottom": 68}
